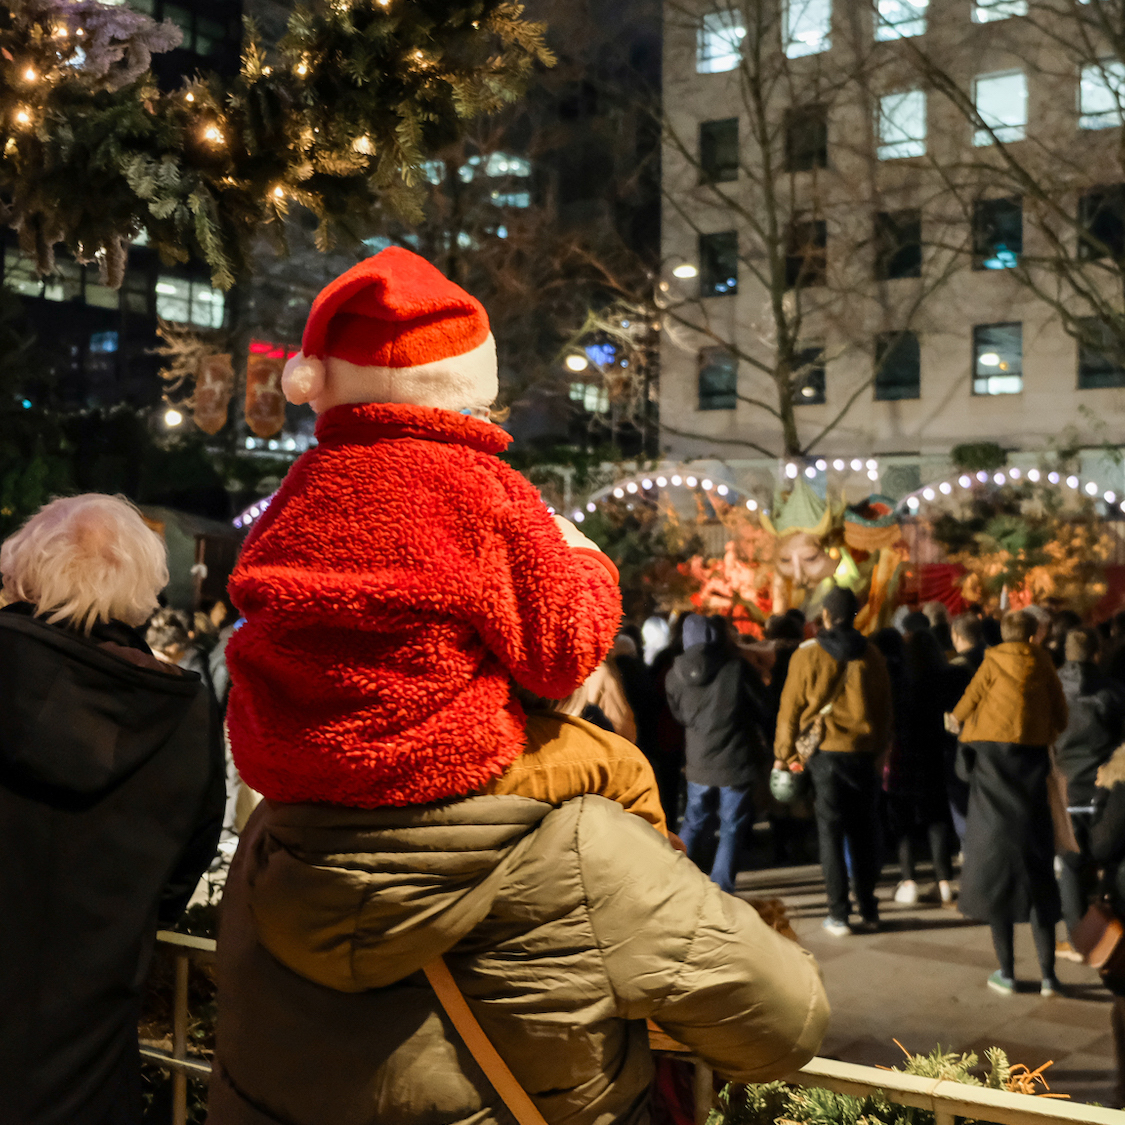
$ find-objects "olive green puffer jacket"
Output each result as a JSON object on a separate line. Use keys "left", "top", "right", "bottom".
{"left": 207, "top": 793, "right": 829, "bottom": 1125}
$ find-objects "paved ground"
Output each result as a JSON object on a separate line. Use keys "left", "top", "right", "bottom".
{"left": 735, "top": 864, "right": 1120, "bottom": 1107}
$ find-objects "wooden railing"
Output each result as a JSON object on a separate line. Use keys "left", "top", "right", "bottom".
{"left": 145, "top": 933, "right": 1124, "bottom": 1125}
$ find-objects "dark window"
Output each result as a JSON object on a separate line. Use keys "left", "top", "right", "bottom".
{"left": 699, "top": 231, "right": 738, "bottom": 296}
{"left": 700, "top": 118, "right": 739, "bottom": 184}
{"left": 874, "top": 210, "right": 922, "bottom": 280}
{"left": 785, "top": 217, "right": 827, "bottom": 288}
{"left": 1077, "top": 317, "right": 1125, "bottom": 388}
{"left": 1078, "top": 186, "right": 1125, "bottom": 260}
{"left": 972, "top": 322, "right": 1023, "bottom": 395}
{"left": 875, "top": 331, "right": 921, "bottom": 400}
{"left": 698, "top": 347, "right": 738, "bottom": 409}
{"left": 792, "top": 346, "right": 826, "bottom": 404}
{"left": 784, "top": 104, "right": 828, "bottom": 172}
{"left": 972, "top": 197, "right": 1022, "bottom": 270}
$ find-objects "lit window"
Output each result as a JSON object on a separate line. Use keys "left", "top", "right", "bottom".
{"left": 458, "top": 152, "right": 533, "bottom": 182}
{"left": 784, "top": 0, "right": 831, "bottom": 58}
{"left": 973, "top": 197, "right": 1022, "bottom": 270}
{"left": 41, "top": 260, "right": 81, "bottom": 303}
{"left": 1077, "top": 318, "right": 1125, "bottom": 389}
{"left": 1080, "top": 61, "right": 1125, "bottom": 130}
{"left": 792, "top": 346, "right": 826, "bottom": 404}
{"left": 156, "top": 276, "right": 226, "bottom": 328}
{"left": 875, "top": 331, "right": 920, "bottom": 400}
{"left": 973, "top": 70, "right": 1027, "bottom": 145}
{"left": 698, "top": 347, "right": 737, "bottom": 410}
{"left": 973, "top": 322, "right": 1022, "bottom": 395}
{"left": 490, "top": 190, "right": 531, "bottom": 208}
{"left": 3, "top": 249, "right": 42, "bottom": 298}
{"left": 699, "top": 231, "right": 739, "bottom": 296}
{"left": 420, "top": 160, "right": 445, "bottom": 185}
{"left": 696, "top": 10, "right": 746, "bottom": 74}
{"left": 569, "top": 382, "right": 609, "bottom": 413}
{"left": 877, "top": 90, "right": 926, "bottom": 159}
{"left": 89, "top": 331, "right": 120, "bottom": 354}
{"left": 875, "top": 0, "right": 928, "bottom": 40}
{"left": 973, "top": 0, "right": 1027, "bottom": 21}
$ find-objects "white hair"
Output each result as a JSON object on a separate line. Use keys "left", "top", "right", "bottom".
{"left": 0, "top": 494, "right": 168, "bottom": 632}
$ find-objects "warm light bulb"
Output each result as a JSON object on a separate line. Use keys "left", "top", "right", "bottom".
{"left": 203, "top": 125, "right": 224, "bottom": 144}
{"left": 164, "top": 408, "right": 184, "bottom": 427}
{"left": 296, "top": 62, "right": 309, "bottom": 75}
{"left": 273, "top": 186, "right": 284, "bottom": 198}
{"left": 23, "top": 68, "right": 36, "bottom": 82}
{"left": 565, "top": 354, "right": 588, "bottom": 372}
{"left": 262, "top": 66, "right": 272, "bottom": 76}
{"left": 185, "top": 92, "right": 195, "bottom": 102}
{"left": 15, "top": 109, "right": 30, "bottom": 125}
{"left": 672, "top": 264, "right": 698, "bottom": 279}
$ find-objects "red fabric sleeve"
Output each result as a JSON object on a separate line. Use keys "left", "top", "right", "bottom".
{"left": 474, "top": 468, "right": 623, "bottom": 701}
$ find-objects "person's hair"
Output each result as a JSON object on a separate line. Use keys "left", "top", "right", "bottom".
{"left": 0, "top": 494, "right": 168, "bottom": 633}
{"left": 822, "top": 585, "right": 858, "bottom": 626}
{"left": 1023, "top": 604, "right": 1052, "bottom": 633}
{"left": 1066, "top": 627, "right": 1099, "bottom": 664}
{"left": 902, "top": 610, "right": 931, "bottom": 636}
{"left": 612, "top": 633, "right": 638, "bottom": 658}
{"left": 922, "top": 600, "right": 950, "bottom": 627}
{"left": 146, "top": 607, "right": 192, "bottom": 656}
{"left": 764, "top": 613, "right": 804, "bottom": 642}
{"left": 784, "top": 607, "right": 806, "bottom": 627}
{"left": 950, "top": 612, "right": 983, "bottom": 647}
{"left": 1000, "top": 610, "right": 1036, "bottom": 644}
{"left": 905, "top": 628, "right": 947, "bottom": 679}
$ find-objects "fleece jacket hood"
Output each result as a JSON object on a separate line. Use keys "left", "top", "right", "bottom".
{"left": 0, "top": 606, "right": 200, "bottom": 798}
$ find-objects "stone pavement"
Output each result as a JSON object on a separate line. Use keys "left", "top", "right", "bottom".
{"left": 736, "top": 864, "right": 1120, "bottom": 1108}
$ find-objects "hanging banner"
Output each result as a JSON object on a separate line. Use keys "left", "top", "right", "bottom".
{"left": 193, "top": 352, "right": 234, "bottom": 434}
{"left": 245, "top": 341, "right": 290, "bottom": 438}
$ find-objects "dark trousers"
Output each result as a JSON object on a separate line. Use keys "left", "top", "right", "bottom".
{"left": 1059, "top": 810, "right": 1098, "bottom": 934}
{"left": 679, "top": 782, "right": 753, "bottom": 894}
{"left": 809, "top": 752, "right": 881, "bottom": 922}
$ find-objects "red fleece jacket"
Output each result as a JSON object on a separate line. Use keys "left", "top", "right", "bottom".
{"left": 226, "top": 403, "right": 622, "bottom": 807}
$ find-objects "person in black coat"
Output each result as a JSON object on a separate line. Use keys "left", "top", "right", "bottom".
{"left": 0, "top": 494, "right": 225, "bottom": 1125}
{"left": 1089, "top": 744, "right": 1125, "bottom": 1106}
{"left": 1056, "top": 628, "right": 1125, "bottom": 942}
{"left": 666, "top": 613, "right": 768, "bottom": 892}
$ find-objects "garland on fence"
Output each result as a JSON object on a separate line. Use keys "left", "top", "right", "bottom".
{"left": 0, "top": 0, "right": 553, "bottom": 288}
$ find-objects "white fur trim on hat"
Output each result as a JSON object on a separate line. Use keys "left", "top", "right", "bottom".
{"left": 311, "top": 333, "right": 498, "bottom": 414}
{"left": 282, "top": 354, "right": 327, "bottom": 406}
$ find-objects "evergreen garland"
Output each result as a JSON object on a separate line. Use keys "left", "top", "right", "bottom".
{"left": 0, "top": 0, "right": 554, "bottom": 288}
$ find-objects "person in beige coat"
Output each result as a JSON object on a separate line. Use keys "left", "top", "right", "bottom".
{"left": 207, "top": 791, "right": 830, "bottom": 1125}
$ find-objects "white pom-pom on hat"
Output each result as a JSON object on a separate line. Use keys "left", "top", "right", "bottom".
{"left": 281, "top": 353, "right": 326, "bottom": 405}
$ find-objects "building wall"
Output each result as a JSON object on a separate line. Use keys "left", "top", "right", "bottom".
{"left": 659, "top": 0, "right": 1125, "bottom": 484}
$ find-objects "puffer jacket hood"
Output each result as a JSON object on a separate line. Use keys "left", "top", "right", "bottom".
{"left": 210, "top": 794, "right": 830, "bottom": 1125}
{"left": 0, "top": 606, "right": 201, "bottom": 798}
{"left": 676, "top": 641, "right": 727, "bottom": 687}
{"left": 952, "top": 641, "right": 1068, "bottom": 747}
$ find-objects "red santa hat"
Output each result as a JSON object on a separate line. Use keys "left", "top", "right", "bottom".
{"left": 281, "top": 247, "right": 498, "bottom": 413}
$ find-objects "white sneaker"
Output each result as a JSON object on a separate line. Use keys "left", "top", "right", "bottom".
{"left": 938, "top": 880, "right": 954, "bottom": 905}
{"left": 894, "top": 880, "right": 919, "bottom": 904}
{"left": 822, "top": 917, "right": 851, "bottom": 937}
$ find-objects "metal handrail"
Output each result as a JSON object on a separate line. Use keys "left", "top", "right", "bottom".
{"left": 145, "top": 932, "right": 1123, "bottom": 1125}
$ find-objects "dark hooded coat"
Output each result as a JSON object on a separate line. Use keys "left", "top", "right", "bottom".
{"left": 665, "top": 642, "right": 767, "bottom": 789}
{"left": 1055, "top": 661, "right": 1125, "bottom": 808}
{"left": 0, "top": 604, "right": 225, "bottom": 1125}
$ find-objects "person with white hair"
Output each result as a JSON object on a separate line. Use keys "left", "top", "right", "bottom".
{"left": 0, "top": 494, "right": 225, "bottom": 1125}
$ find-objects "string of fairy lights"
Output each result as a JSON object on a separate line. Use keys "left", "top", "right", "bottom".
{"left": 899, "top": 465, "right": 1124, "bottom": 515}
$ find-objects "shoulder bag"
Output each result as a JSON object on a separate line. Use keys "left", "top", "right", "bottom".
{"left": 424, "top": 956, "right": 549, "bottom": 1125}
{"left": 1071, "top": 901, "right": 1125, "bottom": 989}
{"left": 794, "top": 659, "right": 851, "bottom": 764}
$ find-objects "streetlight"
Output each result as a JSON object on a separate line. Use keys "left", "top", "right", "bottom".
{"left": 672, "top": 264, "right": 698, "bottom": 279}
{"left": 565, "top": 353, "right": 588, "bottom": 372}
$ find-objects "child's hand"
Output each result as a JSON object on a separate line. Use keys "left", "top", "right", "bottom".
{"left": 553, "top": 514, "right": 599, "bottom": 552}
{"left": 944, "top": 712, "right": 962, "bottom": 736}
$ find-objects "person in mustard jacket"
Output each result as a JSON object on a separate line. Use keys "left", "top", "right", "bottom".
{"left": 948, "top": 609, "right": 1069, "bottom": 996}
